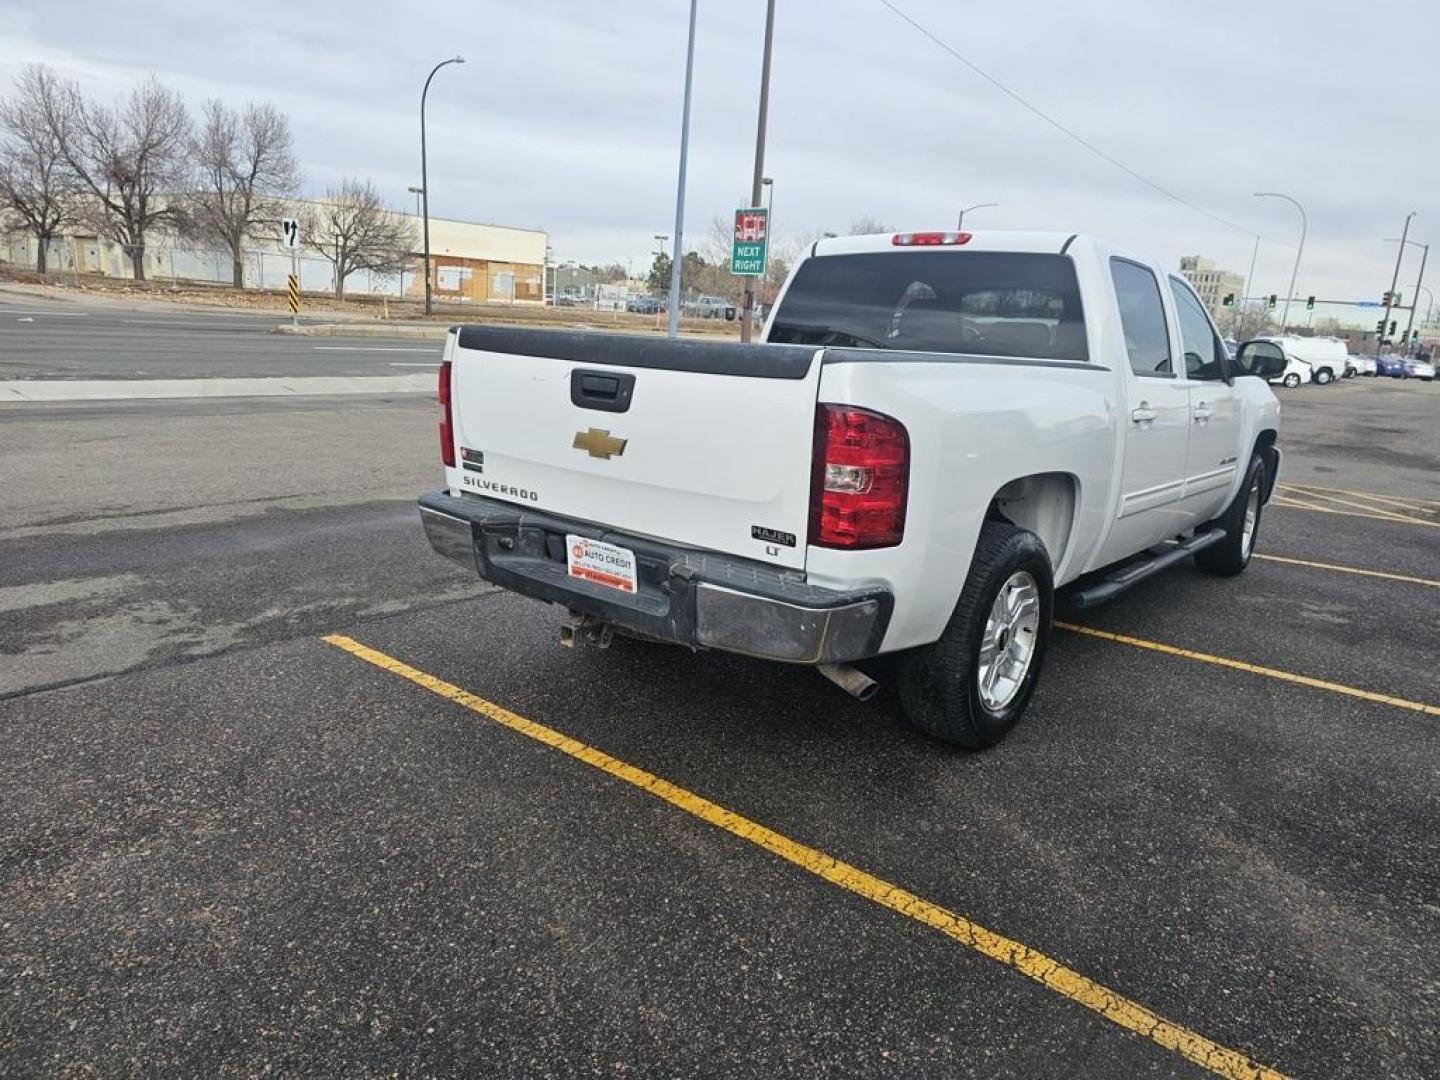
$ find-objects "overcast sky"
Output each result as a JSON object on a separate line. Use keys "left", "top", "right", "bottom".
{"left": 4, "top": 0, "right": 1437, "bottom": 323}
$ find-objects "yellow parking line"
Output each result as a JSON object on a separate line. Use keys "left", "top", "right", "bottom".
{"left": 322, "top": 632, "right": 1288, "bottom": 1080}
{"left": 1280, "top": 483, "right": 1440, "bottom": 511}
{"left": 1254, "top": 553, "right": 1440, "bottom": 589}
{"left": 1270, "top": 498, "right": 1440, "bottom": 529}
{"left": 1275, "top": 486, "right": 1429, "bottom": 523}
{"left": 1056, "top": 623, "right": 1440, "bottom": 716}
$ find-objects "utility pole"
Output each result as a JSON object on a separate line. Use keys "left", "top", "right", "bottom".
{"left": 1403, "top": 242, "right": 1428, "bottom": 354}
{"left": 420, "top": 56, "right": 465, "bottom": 316}
{"left": 739, "top": 0, "right": 777, "bottom": 344}
{"left": 667, "top": 0, "right": 699, "bottom": 338}
{"left": 1255, "top": 193, "right": 1305, "bottom": 331}
{"left": 1239, "top": 234, "right": 1260, "bottom": 338}
{"left": 1380, "top": 211, "right": 1414, "bottom": 354}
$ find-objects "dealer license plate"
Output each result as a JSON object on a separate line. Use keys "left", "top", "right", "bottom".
{"left": 565, "top": 535, "right": 637, "bottom": 594}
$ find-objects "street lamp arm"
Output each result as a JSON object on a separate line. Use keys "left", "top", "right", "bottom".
{"left": 1254, "top": 192, "right": 1306, "bottom": 328}
{"left": 419, "top": 55, "right": 464, "bottom": 316}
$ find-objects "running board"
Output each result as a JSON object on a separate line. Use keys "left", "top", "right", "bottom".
{"left": 1067, "top": 530, "right": 1227, "bottom": 610}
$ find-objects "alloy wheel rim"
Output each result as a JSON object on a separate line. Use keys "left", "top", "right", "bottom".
{"left": 1241, "top": 479, "right": 1260, "bottom": 557}
{"left": 977, "top": 570, "right": 1041, "bottom": 711}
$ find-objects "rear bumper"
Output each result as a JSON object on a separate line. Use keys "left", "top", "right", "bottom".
{"left": 419, "top": 490, "right": 891, "bottom": 664}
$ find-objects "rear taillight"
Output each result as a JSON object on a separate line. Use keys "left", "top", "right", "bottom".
{"left": 809, "top": 404, "right": 908, "bottom": 549}
{"left": 892, "top": 231, "right": 972, "bottom": 246}
{"left": 438, "top": 360, "right": 455, "bottom": 467}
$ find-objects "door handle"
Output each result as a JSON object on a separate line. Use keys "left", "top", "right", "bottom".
{"left": 1192, "top": 401, "right": 1213, "bottom": 424}
{"left": 1130, "top": 404, "right": 1157, "bottom": 426}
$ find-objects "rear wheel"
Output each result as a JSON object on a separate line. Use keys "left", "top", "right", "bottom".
{"left": 1282, "top": 372, "right": 1301, "bottom": 388}
{"left": 897, "top": 522, "right": 1053, "bottom": 749}
{"left": 1314, "top": 367, "right": 1333, "bottom": 385}
{"left": 1196, "top": 453, "right": 1266, "bottom": 576}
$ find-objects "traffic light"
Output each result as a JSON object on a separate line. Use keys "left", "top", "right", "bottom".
{"left": 1395, "top": 291, "right": 1403, "bottom": 306}
{"left": 1376, "top": 319, "right": 1386, "bottom": 335}
{"left": 1389, "top": 320, "right": 1398, "bottom": 336}
{"left": 1383, "top": 291, "right": 1392, "bottom": 305}
{"left": 1412, "top": 329, "right": 1421, "bottom": 342}
{"left": 1306, "top": 295, "right": 1315, "bottom": 310}
{"left": 1267, "top": 294, "right": 1277, "bottom": 309}
{"left": 1221, "top": 293, "right": 1234, "bottom": 307}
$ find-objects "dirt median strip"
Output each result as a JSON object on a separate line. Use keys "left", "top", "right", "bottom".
{"left": 322, "top": 631, "right": 1290, "bottom": 1080}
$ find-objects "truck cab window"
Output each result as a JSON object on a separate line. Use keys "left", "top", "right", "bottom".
{"left": 1109, "top": 258, "right": 1171, "bottom": 377}
{"left": 1168, "top": 278, "right": 1226, "bottom": 380}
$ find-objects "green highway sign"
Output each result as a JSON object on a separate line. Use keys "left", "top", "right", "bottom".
{"left": 731, "top": 207, "right": 768, "bottom": 276}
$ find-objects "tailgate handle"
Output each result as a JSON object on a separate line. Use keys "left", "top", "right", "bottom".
{"left": 571, "top": 368, "right": 635, "bottom": 413}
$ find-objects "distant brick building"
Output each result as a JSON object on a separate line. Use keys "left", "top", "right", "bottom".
{"left": 1179, "top": 255, "right": 1245, "bottom": 319}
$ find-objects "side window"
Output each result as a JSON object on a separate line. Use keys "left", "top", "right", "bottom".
{"left": 1168, "top": 278, "right": 1226, "bottom": 380}
{"left": 1109, "top": 258, "right": 1171, "bottom": 377}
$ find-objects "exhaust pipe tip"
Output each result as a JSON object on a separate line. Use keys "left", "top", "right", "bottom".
{"left": 817, "top": 662, "right": 879, "bottom": 702}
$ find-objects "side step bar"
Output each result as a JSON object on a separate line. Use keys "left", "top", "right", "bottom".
{"left": 1067, "top": 530, "right": 1227, "bottom": 610}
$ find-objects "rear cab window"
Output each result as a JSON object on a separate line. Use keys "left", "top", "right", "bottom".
{"left": 768, "top": 251, "right": 1088, "bottom": 362}
{"left": 1109, "top": 258, "right": 1172, "bottom": 377}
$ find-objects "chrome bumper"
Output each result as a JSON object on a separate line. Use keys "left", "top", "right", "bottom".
{"left": 419, "top": 491, "right": 891, "bottom": 664}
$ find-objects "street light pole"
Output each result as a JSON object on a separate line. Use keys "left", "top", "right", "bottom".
{"left": 1237, "top": 234, "right": 1260, "bottom": 338}
{"left": 1379, "top": 211, "right": 1415, "bottom": 354}
{"left": 956, "top": 202, "right": 998, "bottom": 231}
{"left": 420, "top": 55, "right": 464, "bottom": 317}
{"left": 666, "top": 0, "right": 698, "bottom": 339}
{"left": 1254, "top": 192, "right": 1305, "bottom": 331}
{"left": 740, "top": 0, "right": 777, "bottom": 344}
{"left": 1403, "top": 242, "right": 1428, "bottom": 353}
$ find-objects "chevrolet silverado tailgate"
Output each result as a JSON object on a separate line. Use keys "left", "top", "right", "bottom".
{"left": 445, "top": 326, "right": 823, "bottom": 570}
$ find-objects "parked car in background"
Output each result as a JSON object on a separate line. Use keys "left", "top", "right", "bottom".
{"left": 1262, "top": 336, "right": 1347, "bottom": 386}
{"left": 626, "top": 295, "right": 666, "bottom": 315}
{"left": 1401, "top": 356, "right": 1436, "bottom": 381}
{"left": 683, "top": 295, "right": 738, "bottom": 320}
{"left": 1376, "top": 354, "right": 1408, "bottom": 378}
{"left": 1346, "top": 354, "right": 1376, "bottom": 377}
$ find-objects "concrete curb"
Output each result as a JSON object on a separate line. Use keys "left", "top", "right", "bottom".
{"left": 0, "top": 374, "right": 435, "bottom": 402}
{"left": 273, "top": 322, "right": 453, "bottom": 339}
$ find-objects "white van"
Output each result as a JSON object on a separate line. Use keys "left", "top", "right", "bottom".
{"left": 1263, "top": 336, "right": 1347, "bottom": 387}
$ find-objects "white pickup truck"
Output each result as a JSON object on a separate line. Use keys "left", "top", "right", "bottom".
{"left": 421, "top": 231, "right": 1286, "bottom": 748}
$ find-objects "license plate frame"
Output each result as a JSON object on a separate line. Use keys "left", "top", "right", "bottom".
{"left": 565, "top": 534, "right": 638, "bottom": 594}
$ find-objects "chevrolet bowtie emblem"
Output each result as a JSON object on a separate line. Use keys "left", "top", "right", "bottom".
{"left": 572, "top": 427, "right": 628, "bottom": 460}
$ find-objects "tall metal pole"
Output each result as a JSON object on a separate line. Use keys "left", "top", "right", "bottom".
{"left": 1403, "top": 242, "right": 1428, "bottom": 353}
{"left": 667, "top": 0, "right": 699, "bottom": 338}
{"left": 1255, "top": 192, "right": 1305, "bottom": 331}
{"left": 739, "top": 0, "right": 777, "bottom": 344}
{"left": 956, "top": 202, "right": 998, "bottom": 232}
{"left": 1380, "top": 211, "right": 1414, "bottom": 353}
{"left": 421, "top": 56, "right": 464, "bottom": 317}
{"left": 1238, "top": 234, "right": 1260, "bottom": 337}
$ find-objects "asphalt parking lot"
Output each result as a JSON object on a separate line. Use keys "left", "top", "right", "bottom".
{"left": 2, "top": 353, "right": 1437, "bottom": 1077}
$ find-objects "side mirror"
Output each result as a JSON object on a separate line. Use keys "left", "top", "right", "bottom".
{"left": 1234, "top": 339, "right": 1287, "bottom": 379}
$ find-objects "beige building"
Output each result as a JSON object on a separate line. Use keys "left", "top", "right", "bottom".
{"left": 1, "top": 197, "right": 547, "bottom": 304}
{"left": 1179, "top": 255, "right": 1245, "bottom": 319}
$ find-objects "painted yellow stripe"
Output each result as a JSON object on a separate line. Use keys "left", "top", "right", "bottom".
{"left": 1275, "top": 486, "right": 1427, "bottom": 523}
{"left": 1270, "top": 498, "right": 1440, "bottom": 529}
{"left": 1280, "top": 482, "right": 1440, "bottom": 511}
{"left": 322, "top": 633, "right": 1287, "bottom": 1080}
{"left": 1254, "top": 553, "right": 1440, "bottom": 589}
{"left": 1056, "top": 623, "right": 1440, "bottom": 716}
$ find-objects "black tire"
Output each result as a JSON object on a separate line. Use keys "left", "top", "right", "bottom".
{"left": 1282, "top": 373, "right": 1301, "bottom": 388}
{"left": 1195, "top": 453, "right": 1266, "bottom": 576}
{"left": 1314, "top": 368, "right": 1333, "bottom": 385}
{"left": 896, "top": 522, "right": 1053, "bottom": 749}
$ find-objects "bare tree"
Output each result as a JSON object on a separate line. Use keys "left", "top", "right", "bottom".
{"left": 303, "top": 178, "right": 415, "bottom": 299}
{"left": 187, "top": 100, "right": 298, "bottom": 287}
{"left": 848, "top": 216, "right": 893, "bottom": 235}
{"left": 49, "top": 75, "right": 191, "bottom": 280}
{"left": 0, "top": 66, "right": 78, "bottom": 273}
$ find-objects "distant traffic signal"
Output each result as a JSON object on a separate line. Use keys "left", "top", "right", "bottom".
{"left": 1376, "top": 319, "right": 1387, "bottom": 334}
{"left": 1267, "top": 294, "right": 1277, "bottom": 309}
{"left": 1383, "top": 291, "right": 1392, "bottom": 305}
{"left": 1412, "top": 329, "right": 1421, "bottom": 341}
{"left": 1389, "top": 320, "right": 1398, "bottom": 336}
{"left": 1222, "top": 293, "right": 1235, "bottom": 307}
{"left": 1395, "top": 291, "right": 1403, "bottom": 306}
{"left": 1306, "top": 295, "right": 1315, "bottom": 310}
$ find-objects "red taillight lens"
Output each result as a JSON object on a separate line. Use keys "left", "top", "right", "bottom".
{"left": 438, "top": 360, "right": 455, "bottom": 467}
{"left": 892, "top": 231, "right": 972, "bottom": 246}
{"left": 809, "top": 404, "right": 908, "bottom": 549}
